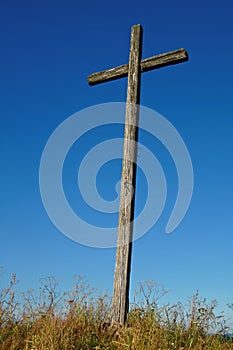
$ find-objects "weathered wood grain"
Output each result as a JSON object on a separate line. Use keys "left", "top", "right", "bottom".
{"left": 112, "top": 24, "right": 142, "bottom": 325}
{"left": 87, "top": 48, "right": 188, "bottom": 86}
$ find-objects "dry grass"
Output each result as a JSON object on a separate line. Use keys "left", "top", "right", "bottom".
{"left": 0, "top": 273, "right": 232, "bottom": 350}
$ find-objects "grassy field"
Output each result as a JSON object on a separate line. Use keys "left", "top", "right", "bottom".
{"left": 0, "top": 274, "right": 232, "bottom": 349}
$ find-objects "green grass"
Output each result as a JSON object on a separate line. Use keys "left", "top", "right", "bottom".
{"left": 0, "top": 273, "right": 232, "bottom": 349}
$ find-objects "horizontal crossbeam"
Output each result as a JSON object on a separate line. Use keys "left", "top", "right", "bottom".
{"left": 87, "top": 48, "right": 188, "bottom": 86}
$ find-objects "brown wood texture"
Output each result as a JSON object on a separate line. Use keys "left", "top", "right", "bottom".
{"left": 87, "top": 48, "right": 188, "bottom": 86}
{"left": 112, "top": 24, "right": 142, "bottom": 325}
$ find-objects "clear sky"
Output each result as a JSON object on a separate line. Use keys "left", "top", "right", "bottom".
{"left": 1, "top": 0, "right": 233, "bottom": 326}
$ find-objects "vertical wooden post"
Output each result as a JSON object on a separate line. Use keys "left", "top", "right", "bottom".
{"left": 112, "top": 24, "right": 143, "bottom": 325}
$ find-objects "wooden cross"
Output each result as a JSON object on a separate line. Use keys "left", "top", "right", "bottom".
{"left": 87, "top": 24, "right": 188, "bottom": 325}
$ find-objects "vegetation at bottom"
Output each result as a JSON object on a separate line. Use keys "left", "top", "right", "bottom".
{"left": 0, "top": 272, "right": 233, "bottom": 350}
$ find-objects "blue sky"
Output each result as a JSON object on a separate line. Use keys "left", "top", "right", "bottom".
{"left": 1, "top": 0, "right": 233, "bottom": 325}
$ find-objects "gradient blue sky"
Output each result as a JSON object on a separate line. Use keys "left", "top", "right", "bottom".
{"left": 1, "top": 0, "right": 233, "bottom": 325}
